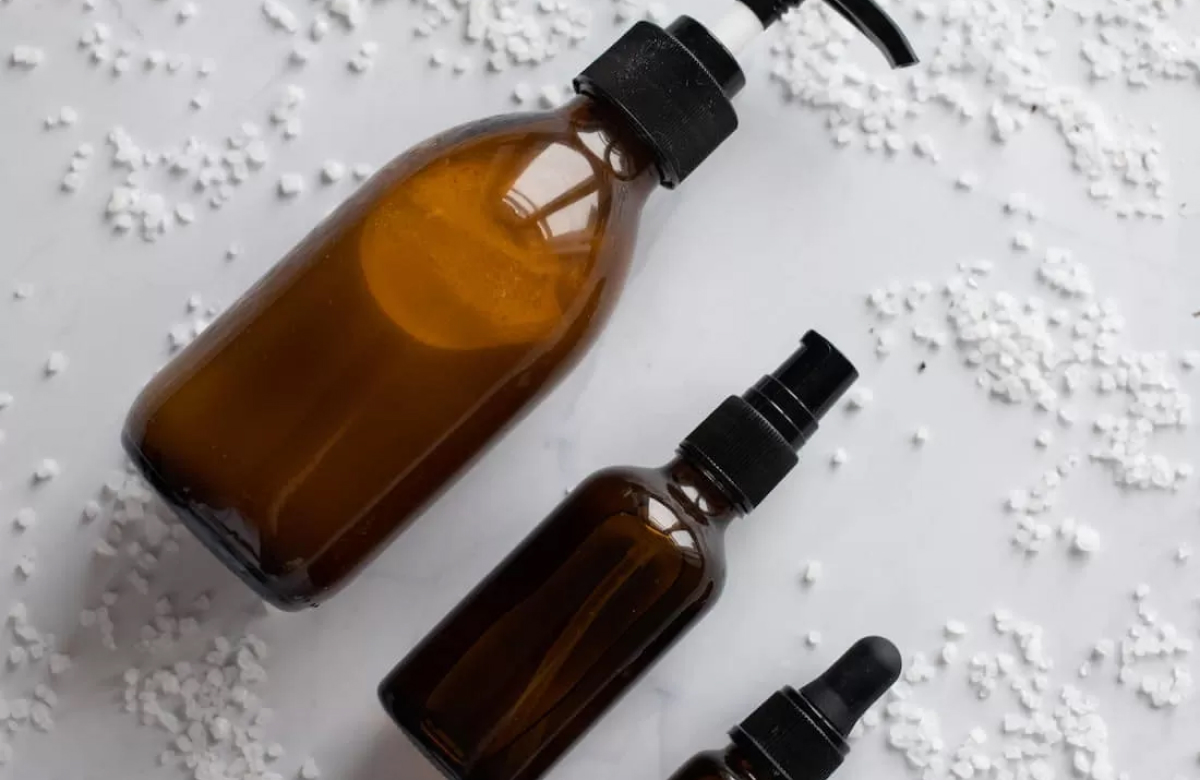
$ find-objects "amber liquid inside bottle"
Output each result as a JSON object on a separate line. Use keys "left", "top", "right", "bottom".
{"left": 378, "top": 458, "right": 739, "bottom": 780}
{"left": 123, "top": 98, "right": 658, "bottom": 608}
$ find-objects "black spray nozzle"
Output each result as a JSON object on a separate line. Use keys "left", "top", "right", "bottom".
{"left": 739, "top": 0, "right": 918, "bottom": 68}
{"left": 799, "top": 636, "right": 903, "bottom": 739}
{"left": 731, "top": 637, "right": 901, "bottom": 780}
{"left": 743, "top": 331, "right": 857, "bottom": 448}
{"left": 680, "top": 330, "right": 856, "bottom": 511}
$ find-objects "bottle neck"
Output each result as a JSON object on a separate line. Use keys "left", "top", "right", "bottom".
{"left": 559, "top": 96, "right": 660, "bottom": 199}
{"left": 722, "top": 743, "right": 766, "bottom": 780}
{"left": 666, "top": 455, "right": 744, "bottom": 528}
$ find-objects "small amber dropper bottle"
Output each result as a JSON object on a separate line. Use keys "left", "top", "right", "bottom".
{"left": 123, "top": 1, "right": 915, "bottom": 608}
{"left": 667, "top": 637, "right": 902, "bottom": 780}
{"left": 378, "top": 331, "right": 859, "bottom": 780}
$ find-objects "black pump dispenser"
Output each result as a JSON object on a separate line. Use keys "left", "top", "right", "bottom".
{"left": 574, "top": 0, "right": 918, "bottom": 187}
{"left": 679, "top": 331, "right": 856, "bottom": 511}
{"left": 731, "top": 637, "right": 902, "bottom": 780}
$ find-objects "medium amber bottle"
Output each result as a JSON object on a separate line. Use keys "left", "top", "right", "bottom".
{"left": 667, "top": 638, "right": 902, "bottom": 780}
{"left": 123, "top": 0, "right": 915, "bottom": 608}
{"left": 378, "top": 331, "right": 859, "bottom": 780}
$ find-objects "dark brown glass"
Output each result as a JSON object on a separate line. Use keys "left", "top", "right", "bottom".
{"left": 667, "top": 746, "right": 763, "bottom": 780}
{"left": 122, "top": 98, "right": 658, "bottom": 609}
{"left": 379, "top": 457, "right": 742, "bottom": 780}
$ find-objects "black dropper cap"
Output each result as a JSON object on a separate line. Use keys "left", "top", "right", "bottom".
{"left": 731, "top": 637, "right": 902, "bottom": 780}
{"left": 679, "top": 331, "right": 856, "bottom": 512}
{"left": 574, "top": 0, "right": 918, "bottom": 188}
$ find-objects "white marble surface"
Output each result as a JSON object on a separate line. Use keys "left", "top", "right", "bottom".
{"left": 1, "top": 1, "right": 1199, "bottom": 780}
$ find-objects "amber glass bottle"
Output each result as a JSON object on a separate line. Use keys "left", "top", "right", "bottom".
{"left": 666, "top": 638, "right": 902, "bottom": 780}
{"left": 378, "top": 332, "right": 859, "bottom": 780}
{"left": 124, "top": 98, "right": 657, "bottom": 608}
{"left": 123, "top": 2, "right": 914, "bottom": 607}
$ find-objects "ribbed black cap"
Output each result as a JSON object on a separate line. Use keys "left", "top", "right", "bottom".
{"left": 573, "top": 19, "right": 742, "bottom": 188}
{"left": 731, "top": 638, "right": 902, "bottom": 780}
{"left": 679, "top": 331, "right": 856, "bottom": 511}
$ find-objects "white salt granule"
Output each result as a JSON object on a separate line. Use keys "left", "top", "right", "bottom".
{"left": 955, "top": 172, "right": 979, "bottom": 191}
{"left": 15, "top": 554, "right": 36, "bottom": 579}
{"left": 278, "top": 174, "right": 305, "bottom": 197}
{"left": 10, "top": 46, "right": 45, "bottom": 69}
{"left": 830, "top": 448, "right": 849, "bottom": 467}
{"left": 805, "top": 631, "right": 822, "bottom": 648}
{"left": 846, "top": 387, "right": 873, "bottom": 410}
{"left": 13, "top": 508, "right": 36, "bottom": 531}
{"left": 513, "top": 82, "right": 534, "bottom": 104}
{"left": 44, "top": 351, "right": 69, "bottom": 376}
{"left": 802, "top": 560, "right": 823, "bottom": 585}
{"left": 1071, "top": 525, "right": 1101, "bottom": 555}
{"left": 351, "top": 164, "right": 372, "bottom": 180}
{"left": 320, "top": 161, "right": 346, "bottom": 184}
{"left": 34, "top": 458, "right": 62, "bottom": 482}
{"left": 944, "top": 620, "right": 968, "bottom": 638}
{"left": 912, "top": 426, "right": 930, "bottom": 446}
{"left": 262, "top": 0, "right": 299, "bottom": 32}
{"left": 299, "top": 758, "right": 321, "bottom": 779}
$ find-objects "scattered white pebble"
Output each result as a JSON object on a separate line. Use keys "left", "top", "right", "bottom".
{"left": 805, "top": 630, "right": 822, "bottom": 648}
{"left": 830, "top": 448, "right": 849, "bottom": 467}
{"left": 955, "top": 171, "right": 979, "bottom": 191}
{"left": 1034, "top": 430, "right": 1053, "bottom": 448}
{"left": 351, "top": 164, "right": 372, "bottom": 181}
{"left": 912, "top": 425, "right": 930, "bottom": 446}
{"left": 802, "top": 560, "right": 823, "bottom": 586}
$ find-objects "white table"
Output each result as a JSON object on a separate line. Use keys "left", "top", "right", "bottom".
{"left": 2, "top": 0, "right": 1199, "bottom": 778}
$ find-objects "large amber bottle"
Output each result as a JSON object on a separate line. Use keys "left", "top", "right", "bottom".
{"left": 123, "top": 2, "right": 915, "bottom": 608}
{"left": 125, "top": 98, "right": 658, "bottom": 607}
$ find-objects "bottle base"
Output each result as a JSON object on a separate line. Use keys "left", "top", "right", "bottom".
{"left": 121, "top": 431, "right": 318, "bottom": 612}
{"left": 378, "top": 682, "right": 467, "bottom": 780}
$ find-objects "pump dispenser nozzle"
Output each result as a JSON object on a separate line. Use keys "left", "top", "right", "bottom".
{"left": 679, "top": 331, "right": 856, "bottom": 511}
{"left": 734, "top": 0, "right": 917, "bottom": 66}
{"left": 575, "top": 0, "right": 917, "bottom": 187}
{"left": 731, "top": 637, "right": 902, "bottom": 780}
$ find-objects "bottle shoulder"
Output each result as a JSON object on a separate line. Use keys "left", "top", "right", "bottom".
{"left": 566, "top": 466, "right": 729, "bottom": 580}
